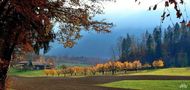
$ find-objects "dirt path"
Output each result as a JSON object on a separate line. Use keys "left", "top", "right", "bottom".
{"left": 11, "top": 75, "right": 190, "bottom": 90}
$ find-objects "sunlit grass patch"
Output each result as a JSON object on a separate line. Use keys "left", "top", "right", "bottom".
{"left": 100, "top": 80, "right": 190, "bottom": 90}
{"left": 127, "top": 67, "right": 190, "bottom": 76}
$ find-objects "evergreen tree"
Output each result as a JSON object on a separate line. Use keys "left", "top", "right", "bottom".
{"left": 153, "top": 27, "right": 162, "bottom": 59}
{"left": 146, "top": 34, "right": 155, "bottom": 63}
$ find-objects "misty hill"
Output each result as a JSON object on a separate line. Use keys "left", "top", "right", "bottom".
{"left": 45, "top": 56, "right": 108, "bottom": 66}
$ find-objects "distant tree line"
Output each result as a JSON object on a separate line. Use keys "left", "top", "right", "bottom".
{"left": 119, "top": 22, "right": 190, "bottom": 67}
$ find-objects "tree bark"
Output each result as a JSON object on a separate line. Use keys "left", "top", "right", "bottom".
{"left": 0, "top": 39, "right": 17, "bottom": 90}
{"left": 111, "top": 69, "right": 115, "bottom": 75}
{"left": 0, "top": 30, "right": 19, "bottom": 89}
{"left": 93, "top": 72, "right": 96, "bottom": 75}
{"left": 124, "top": 69, "right": 127, "bottom": 74}
{"left": 0, "top": 47, "right": 13, "bottom": 90}
{"left": 102, "top": 71, "right": 104, "bottom": 75}
{"left": 0, "top": 59, "right": 10, "bottom": 90}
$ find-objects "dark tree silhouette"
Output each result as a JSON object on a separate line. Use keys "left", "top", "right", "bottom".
{"left": 146, "top": 34, "right": 155, "bottom": 63}
{"left": 153, "top": 27, "right": 162, "bottom": 59}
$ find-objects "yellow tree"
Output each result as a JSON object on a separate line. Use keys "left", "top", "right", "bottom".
{"left": 123, "top": 61, "right": 129, "bottom": 74}
{"left": 61, "top": 68, "right": 68, "bottom": 77}
{"left": 72, "top": 66, "right": 81, "bottom": 76}
{"left": 44, "top": 69, "right": 50, "bottom": 76}
{"left": 105, "top": 61, "right": 115, "bottom": 75}
{"left": 96, "top": 64, "right": 105, "bottom": 75}
{"left": 67, "top": 67, "right": 75, "bottom": 76}
{"left": 81, "top": 67, "right": 89, "bottom": 76}
{"left": 114, "top": 61, "right": 123, "bottom": 72}
{"left": 49, "top": 69, "right": 57, "bottom": 76}
{"left": 103, "top": 62, "right": 110, "bottom": 74}
{"left": 128, "top": 62, "right": 134, "bottom": 70}
{"left": 89, "top": 66, "right": 97, "bottom": 75}
{"left": 56, "top": 70, "right": 62, "bottom": 76}
{"left": 133, "top": 60, "right": 142, "bottom": 71}
{"left": 152, "top": 59, "right": 164, "bottom": 68}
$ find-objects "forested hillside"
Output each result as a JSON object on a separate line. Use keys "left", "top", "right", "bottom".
{"left": 119, "top": 22, "right": 190, "bottom": 67}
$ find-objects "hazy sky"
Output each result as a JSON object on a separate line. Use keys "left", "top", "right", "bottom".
{"left": 46, "top": 0, "right": 190, "bottom": 58}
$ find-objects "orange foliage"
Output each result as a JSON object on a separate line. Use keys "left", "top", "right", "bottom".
{"left": 152, "top": 59, "right": 164, "bottom": 68}
{"left": 114, "top": 61, "right": 123, "bottom": 70}
{"left": 127, "top": 62, "right": 134, "bottom": 70}
{"left": 96, "top": 64, "right": 105, "bottom": 71}
{"left": 89, "top": 66, "right": 97, "bottom": 75}
{"left": 133, "top": 60, "right": 142, "bottom": 69}
{"left": 123, "top": 61, "right": 129, "bottom": 69}
{"left": 44, "top": 69, "right": 61, "bottom": 76}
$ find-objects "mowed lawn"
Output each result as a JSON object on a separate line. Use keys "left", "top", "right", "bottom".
{"left": 127, "top": 68, "right": 190, "bottom": 76}
{"left": 99, "top": 68, "right": 190, "bottom": 90}
{"left": 8, "top": 69, "right": 45, "bottom": 77}
{"left": 100, "top": 80, "right": 190, "bottom": 90}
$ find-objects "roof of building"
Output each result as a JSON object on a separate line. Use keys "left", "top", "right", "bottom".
{"left": 19, "top": 61, "right": 28, "bottom": 64}
{"left": 18, "top": 61, "right": 47, "bottom": 66}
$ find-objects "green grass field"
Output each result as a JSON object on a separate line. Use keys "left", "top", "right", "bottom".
{"left": 8, "top": 68, "right": 45, "bottom": 77}
{"left": 100, "top": 80, "right": 190, "bottom": 90}
{"left": 99, "top": 68, "right": 190, "bottom": 90}
{"left": 126, "top": 67, "right": 190, "bottom": 76}
{"left": 8, "top": 68, "right": 89, "bottom": 77}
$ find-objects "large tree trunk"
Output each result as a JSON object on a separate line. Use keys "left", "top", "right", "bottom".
{"left": 0, "top": 58, "right": 10, "bottom": 90}
{"left": 0, "top": 49, "right": 12, "bottom": 90}
{"left": 0, "top": 42, "right": 16, "bottom": 90}
{"left": 0, "top": 30, "right": 19, "bottom": 90}
{"left": 124, "top": 69, "right": 127, "bottom": 74}
{"left": 111, "top": 69, "right": 115, "bottom": 75}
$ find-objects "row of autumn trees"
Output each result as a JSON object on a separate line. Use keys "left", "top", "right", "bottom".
{"left": 44, "top": 59, "right": 164, "bottom": 76}
{"left": 119, "top": 22, "right": 190, "bottom": 67}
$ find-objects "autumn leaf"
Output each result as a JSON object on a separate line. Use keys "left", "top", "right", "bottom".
{"left": 187, "top": 21, "right": 190, "bottom": 27}
{"left": 165, "top": 1, "right": 169, "bottom": 7}
{"left": 22, "top": 42, "right": 33, "bottom": 52}
{"left": 161, "top": 12, "right": 166, "bottom": 18}
{"left": 148, "top": 7, "right": 151, "bottom": 11}
{"left": 153, "top": 4, "right": 157, "bottom": 10}
{"left": 166, "top": 14, "right": 170, "bottom": 17}
{"left": 176, "top": 10, "right": 182, "bottom": 18}
{"left": 161, "top": 12, "right": 166, "bottom": 22}
{"left": 180, "top": 0, "right": 184, "bottom": 4}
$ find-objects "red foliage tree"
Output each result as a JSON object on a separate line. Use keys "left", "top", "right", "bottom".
{"left": 0, "top": 0, "right": 112, "bottom": 89}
